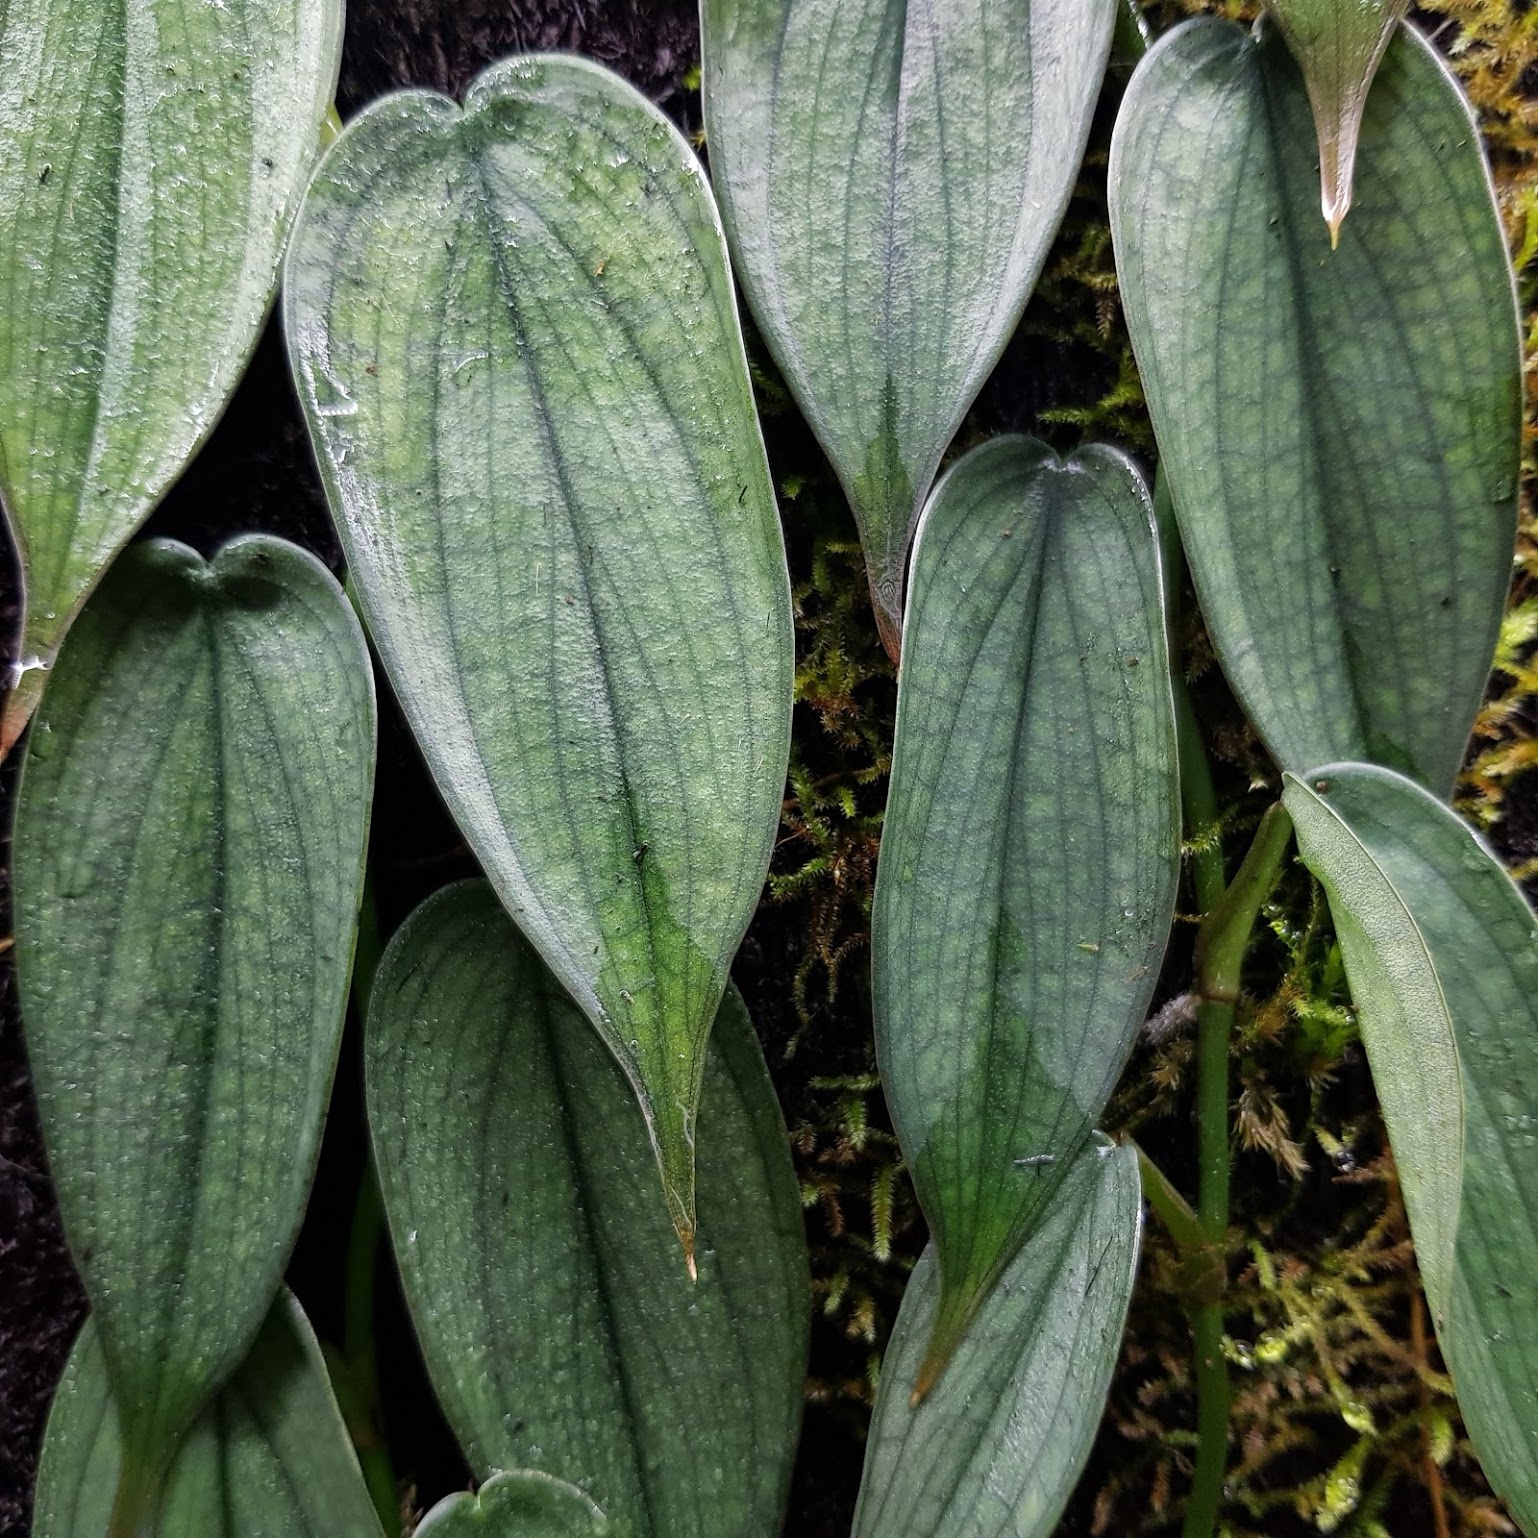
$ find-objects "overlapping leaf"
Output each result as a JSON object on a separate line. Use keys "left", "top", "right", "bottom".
{"left": 1286, "top": 764, "right": 1538, "bottom": 1530}
{"left": 287, "top": 56, "right": 793, "bottom": 1252}
{"left": 872, "top": 438, "right": 1178, "bottom": 1381}
{"left": 0, "top": 0, "right": 344, "bottom": 752}
{"left": 854, "top": 1141, "right": 1141, "bottom": 1538}
{"left": 414, "top": 1473, "right": 609, "bottom": 1537}
{"left": 13, "top": 536, "right": 375, "bottom": 1528}
{"left": 1110, "top": 19, "right": 1520, "bottom": 795}
{"left": 365, "top": 881, "right": 808, "bottom": 1538}
{"left": 701, "top": 0, "right": 1118, "bottom": 657}
{"left": 1264, "top": 0, "right": 1410, "bottom": 237}
{"left": 33, "top": 1294, "right": 384, "bottom": 1538}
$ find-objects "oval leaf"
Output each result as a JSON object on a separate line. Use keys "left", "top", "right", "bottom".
{"left": 872, "top": 437, "right": 1178, "bottom": 1382}
{"left": 1264, "top": 0, "right": 1409, "bottom": 238}
{"left": 0, "top": 0, "right": 344, "bottom": 750}
{"left": 701, "top": 0, "right": 1118, "bottom": 657}
{"left": 1110, "top": 19, "right": 1520, "bottom": 795}
{"left": 34, "top": 1293, "right": 385, "bottom": 1538}
{"left": 1285, "top": 763, "right": 1538, "bottom": 1530}
{"left": 415, "top": 1473, "right": 609, "bottom": 1538}
{"left": 13, "top": 535, "right": 376, "bottom": 1523}
{"left": 286, "top": 56, "right": 794, "bottom": 1251}
{"left": 853, "top": 1140, "right": 1141, "bottom": 1538}
{"left": 364, "top": 881, "right": 809, "bottom": 1538}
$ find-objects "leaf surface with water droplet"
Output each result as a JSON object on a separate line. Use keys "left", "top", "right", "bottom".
{"left": 13, "top": 535, "right": 375, "bottom": 1526}
{"left": 872, "top": 438, "right": 1178, "bottom": 1383}
{"left": 364, "top": 882, "right": 808, "bottom": 1538}
{"left": 0, "top": 0, "right": 344, "bottom": 751}
{"left": 286, "top": 57, "right": 794, "bottom": 1251}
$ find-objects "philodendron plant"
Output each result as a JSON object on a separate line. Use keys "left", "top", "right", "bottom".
{"left": 3, "top": 0, "right": 1534, "bottom": 1535}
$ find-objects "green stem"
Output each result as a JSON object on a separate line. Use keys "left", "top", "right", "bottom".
{"left": 1156, "top": 466, "right": 1296, "bottom": 1538}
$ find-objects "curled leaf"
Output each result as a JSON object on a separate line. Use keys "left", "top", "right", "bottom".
{"left": 1264, "top": 0, "right": 1409, "bottom": 240}
{"left": 1286, "top": 764, "right": 1538, "bottom": 1529}
{"left": 414, "top": 1472, "right": 609, "bottom": 1537}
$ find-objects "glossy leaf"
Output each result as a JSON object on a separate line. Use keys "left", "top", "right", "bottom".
{"left": 1285, "top": 764, "right": 1538, "bottom": 1529}
{"left": 0, "top": 0, "right": 345, "bottom": 752}
{"left": 13, "top": 536, "right": 375, "bottom": 1527}
{"left": 287, "top": 57, "right": 794, "bottom": 1252}
{"left": 33, "top": 1293, "right": 384, "bottom": 1538}
{"left": 701, "top": 0, "right": 1118, "bottom": 657}
{"left": 1264, "top": 0, "right": 1409, "bottom": 238}
{"left": 365, "top": 881, "right": 809, "bottom": 1538}
{"left": 872, "top": 437, "right": 1178, "bottom": 1381}
{"left": 414, "top": 1473, "right": 609, "bottom": 1538}
{"left": 1110, "top": 19, "right": 1520, "bottom": 795}
{"left": 853, "top": 1140, "right": 1141, "bottom": 1538}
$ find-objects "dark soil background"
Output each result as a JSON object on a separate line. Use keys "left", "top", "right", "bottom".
{"left": 2, "top": 3, "right": 1534, "bottom": 1536}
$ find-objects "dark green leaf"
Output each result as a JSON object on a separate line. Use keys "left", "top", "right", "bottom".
{"left": 14, "top": 536, "right": 375, "bottom": 1525}
{"left": 1285, "top": 764, "right": 1538, "bottom": 1530}
{"left": 872, "top": 437, "right": 1178, "bottom": 1380}
{"left": 1263, "top": 0, "right": 1409, "bottom": 238}
{"left": 1110, "top": 19, "right": 1520, "bottom": 794}
{"left": 33, "top": 1292, "right": 385, "bottom": 1538}
{"left": 364, "top": 881, "right": 809, "bottom": 1538}
{"left": 701, "top": 0, "right": 1118, "bottom": 656}
{"left": 854, "top": 1140, "right": 1141, "bottom": 1538}
{"left": 414, "top": 1472, "right": 609, "bottom": 1537}
{"left": 286, "top": 57, "right": 794, "bottom": 1251}
{"left": 0, "top": 0, "right": 344, "bottom": 751}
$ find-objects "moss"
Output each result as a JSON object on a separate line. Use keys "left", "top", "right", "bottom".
{"left": 749, "top": 0, "right": 1538, "bottom": 1529}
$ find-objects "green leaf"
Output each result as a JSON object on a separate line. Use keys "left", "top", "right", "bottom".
{"left": 871, "top": 437, "right": 1178, "bottom": 1384}
{"left": 0, "top": 0, "right": 344, "bottom": 752}
{"left": 414, "top": 1472, "right": 609, "bottom": 1538}
{"left": 1263, "top": 0, "right": 1409, "bottom": 239}
{"left": 701, "top": 0, "right": 1119, "bottom": 658}
{"left": 286, "top": 56, "right": 794, "bottom": 1253}
{"left": 853, "top": 1140, "right": 1141, "bottom": 1538}
{"left": 364, "top": 881, "right": 809, "bottom": 1538}
{"left": 34, "top": 1292, "right": 385, "bottom": 1538}
{"left": 13, "top": 535, "right": 375, "bottom": 1529}
{"left": 1284, "top": 763, "right": 1538, "bottom": 1530}
{"left": 1110, "top": 19, "right": 1521, "bottom": 796}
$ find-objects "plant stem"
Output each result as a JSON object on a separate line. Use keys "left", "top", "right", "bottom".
{"left": 1181, "top": 796, "right": 1294, "bottom": 1538}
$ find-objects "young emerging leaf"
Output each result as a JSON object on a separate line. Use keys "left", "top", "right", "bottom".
{"left": 287, "top": 57, "right": 794, "bottom": 1255}
{"left": 364, "top": 882, "right": 809, "bottom": 1538}
{"left": 701, "top": 0, "right": 1118, "bottom": 658}
{"left": 872, "top": 438, "right": 1178, "bottom": 1385}
{"left": 0, "top": 0, "right": 344, "bottom": 752}
{"left": 414, "top": 1472, "right": 609, "bottom": 1537}
{"left": 1264, "top": 0, "right": 1410, "bottom": 239}
{"left": 33, "top": 1294, "right": 385, "bottom": 1538}
{"left": 13, "top": 536, "right": 375, "bottom": 1530}
{"left": 1285, "top": 764, "right": 1538, "bottom": 1530}
{"left": 853, "top": 1141, "right": 1141, "bottom": 1538}
{"left": 1110, "top": 20, "right": 1520, "bottom": 796}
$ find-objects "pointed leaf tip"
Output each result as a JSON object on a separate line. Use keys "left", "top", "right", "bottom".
{"left": 288, "top": 55, "right": 793, "bottom": 1234}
